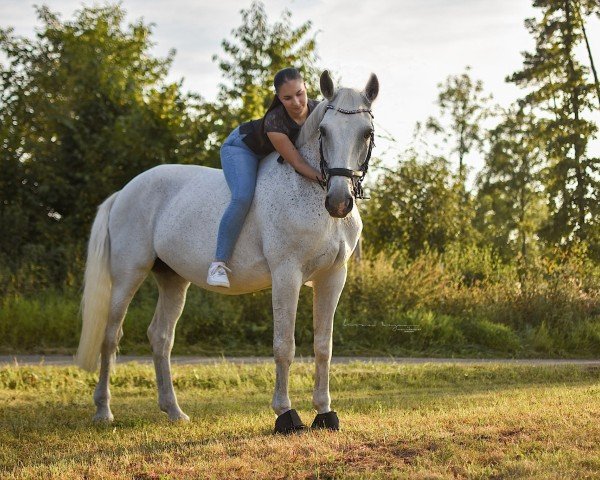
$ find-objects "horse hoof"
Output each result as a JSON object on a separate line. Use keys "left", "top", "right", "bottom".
{"left": 311, "top": 411, "right": 339, "bottom": 431}
{"left": 274, "top": 409, "right": 307, "bottom": 435}
{"left": 168, "top": 411, "right": 190, "bottom": 422}
{"left": 93, "top": 410, "right": 114, "bottom": 424}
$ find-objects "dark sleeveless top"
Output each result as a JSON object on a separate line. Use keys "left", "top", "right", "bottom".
{"left": 239, "top": 98, "right": 320, "bottom": 156}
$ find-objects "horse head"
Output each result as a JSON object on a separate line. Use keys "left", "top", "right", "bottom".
{"left": 318, "top": 70, "right": 379, "bottom": 218}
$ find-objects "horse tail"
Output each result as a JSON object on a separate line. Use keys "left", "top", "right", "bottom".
{"left": 75, "top": 191, "right": 119, "bottom": 372}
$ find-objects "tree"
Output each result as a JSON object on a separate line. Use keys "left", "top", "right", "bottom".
{"left": 424, "top": 67, "right": 492, "bottom": 191}
{"left": 207, "top": 1, "right": 322, "bottom": 157}
{"left": 475, "top": 105, "right": 547, "bottom": 263}
{"left": 362, "top": 152, "right": 463, "bottom": 258}
{"left": 507, "top": 0, "right": 599, "bottom": 247}
{"left": 0, "top": 5, "right": 210, "bottom": 278}
{"left": 420, "top": 67, "right": 492, "bottom": 240}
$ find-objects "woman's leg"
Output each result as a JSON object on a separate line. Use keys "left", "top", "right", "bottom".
{"left": 215, "top": 130, "right": 260, "bottom": 263}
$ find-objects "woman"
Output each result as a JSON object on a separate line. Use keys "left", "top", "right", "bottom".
{"left": 207, "top": 67, "right": 323, "bottom": 287}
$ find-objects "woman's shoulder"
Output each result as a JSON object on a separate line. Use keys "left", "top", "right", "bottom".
{"left": 265, "top": 103, "right": 286, "bottom": 121}
{"left": 264, "top": 103, "right": 290, "bottom": 133}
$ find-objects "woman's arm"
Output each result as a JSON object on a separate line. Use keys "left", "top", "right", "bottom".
{"left": 266, "top": 132, "right": 323, "bottom": 183}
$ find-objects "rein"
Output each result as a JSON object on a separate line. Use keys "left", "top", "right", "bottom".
{"left": 318, "top": 104, "right": 375, "bottom": 200}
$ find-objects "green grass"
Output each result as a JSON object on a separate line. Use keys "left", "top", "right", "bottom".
{"left": 1, "top": 362, "right": 599, "bottom": 479}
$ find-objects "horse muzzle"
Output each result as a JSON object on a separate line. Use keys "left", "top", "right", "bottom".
{"left": 325, "top": 192, "right": 354, "bottom": 218}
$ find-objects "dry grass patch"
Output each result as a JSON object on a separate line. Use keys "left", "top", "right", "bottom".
{"left": 1, "top": 362, "right": 599, "bottom": 479}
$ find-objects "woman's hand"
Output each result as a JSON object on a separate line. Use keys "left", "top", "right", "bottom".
{"left": 267, "top": 132, "right": 323, "bottom": 184}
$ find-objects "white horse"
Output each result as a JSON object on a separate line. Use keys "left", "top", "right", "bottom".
{"left": 75, "top": 70, "right": 379, "bottom": 433}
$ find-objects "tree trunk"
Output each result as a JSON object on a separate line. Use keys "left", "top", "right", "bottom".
{"left": 564, "top": 0, "right": 588, "bottom": 240}
{"left": 576, "top": 0, "right": 600, "bottom": 108}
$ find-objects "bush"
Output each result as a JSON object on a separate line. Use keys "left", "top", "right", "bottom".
{"left": 0, "top": 245, "right": 598, "bottom": 357}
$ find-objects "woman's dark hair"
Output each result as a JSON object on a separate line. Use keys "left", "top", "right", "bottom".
{"left": 259, "top": 67, "right": 304, "bottom": 136}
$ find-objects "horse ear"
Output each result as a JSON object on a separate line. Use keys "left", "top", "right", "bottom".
{"left": 320, "top": 70, "right": 335, "bottom": 100}
{"left": 363, "top": 73, "right": 379, "bottom": 103}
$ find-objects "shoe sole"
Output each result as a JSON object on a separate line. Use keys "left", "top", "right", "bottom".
{"left": 207, "top": 279, "right": 230, "bottom": 288}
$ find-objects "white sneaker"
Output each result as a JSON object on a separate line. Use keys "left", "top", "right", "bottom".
{"left": 207, "top": 262, "right": 231, "bottom": 287}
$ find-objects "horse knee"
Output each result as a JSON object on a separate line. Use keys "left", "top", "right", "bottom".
{"left": 273, "top": 338, "right": 295, "bottom": 364}
{"left": 314, "top": 341, "right": 331, "bottom": 363}
{"left": 147, "top": 327, "right": 160, "bottom": 349}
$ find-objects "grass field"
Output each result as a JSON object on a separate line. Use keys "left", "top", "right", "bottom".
{"left": 1, "top": 361, "right": 599, "bottom": 479}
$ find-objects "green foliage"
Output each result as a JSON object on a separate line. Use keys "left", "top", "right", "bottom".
{"left": 1, "top": 1, "right": 599, "bottom": 360}
{"left": 475, "top": 105, "right": 547, "bottom": 261}
{"left": 367, "top": 67, "right": 490, "bottom": 258}
{"left": 0, "top": 290, "right": 80, "bottom": 352}
{"left": 2, "top": 248, "right": 597, "bottom": 358}
{"left": 0, "top": 4, "right": 212, "bottom": 283}
{"left": 362, "top": 152, "right": 464, "bottom": 257}
{"left": 507, "top": 0, "right": 600, "bottom": 248}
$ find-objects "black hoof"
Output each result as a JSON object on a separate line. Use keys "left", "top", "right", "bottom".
{"left": 274, "top": 409, "right": 307, "bottom": 435}
{"left": 311, "top": 411, "right": 339, "bottom": 431}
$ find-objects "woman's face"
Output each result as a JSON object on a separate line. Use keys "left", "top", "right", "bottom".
{"left": 277, "top": 78, "right": 307, "bottom": 116}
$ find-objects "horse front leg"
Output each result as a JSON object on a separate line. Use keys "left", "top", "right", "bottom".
{"left": 311, "top": 265, "right": 347, "bottom": 431}
{"left": 270, "top": 265, "right": 306, "bottom": 434}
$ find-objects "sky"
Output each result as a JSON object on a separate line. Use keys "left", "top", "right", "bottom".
{"left": 1, "top": 0, "right": 599, "bottom": 171}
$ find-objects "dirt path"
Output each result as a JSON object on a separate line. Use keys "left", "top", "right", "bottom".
{"left": 1, "top": 355, "right": 599, "bottom": 366}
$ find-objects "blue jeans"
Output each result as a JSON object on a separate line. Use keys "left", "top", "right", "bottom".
{"left": 215, "top": 127, "right": 262, "bottom": 262}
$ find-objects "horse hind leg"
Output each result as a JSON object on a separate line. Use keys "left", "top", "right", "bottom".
{"left": 148, "top": 259, "right": 190, "bottom": 421}
{"left": 93, "top": 268, "right": 148, "bottom": 422}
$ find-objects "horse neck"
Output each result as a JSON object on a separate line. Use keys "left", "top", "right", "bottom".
{"left": 258, "top": 131, "right": 322, "bottom": 201}
{"left": 295, "top": 100, "right": 327, "bottom": 170}
{"left": 297, "top": 132, "right": 321, "bottom": 171}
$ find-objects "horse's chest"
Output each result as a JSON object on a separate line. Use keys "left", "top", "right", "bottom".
{"left": 254, "top": 168, "right": 361, "bottom": 273}
{"left": 265, "top": 210, "right": 359, "bottom": 275}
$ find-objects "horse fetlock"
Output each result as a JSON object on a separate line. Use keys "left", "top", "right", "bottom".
{"left": 93, "top": 389, "right": 110, "bottom": 407}
{"left": 159, "top": 401, "right": 189, "bottom": 421}
{"left": 168, "top": 410, "right": 190, "bottom": 422}
{"left": 272, "top": 395, "right": 292, "bottom": 416}
{"left": 312, "top": 393, "right": 331, "bottom": 414}
{"left": 158, "top": 399, "right": 175, "bottom": 412}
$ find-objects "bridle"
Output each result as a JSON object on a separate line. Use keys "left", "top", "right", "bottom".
{"left": 319, "top": 104, "right": 375, "bottom": 200}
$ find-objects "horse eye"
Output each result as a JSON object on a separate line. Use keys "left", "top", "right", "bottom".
{"left": 364, "top": 130, "right": 373, "bottom": 140}
{"left": 319, "top": 126, "right": 327, "bottom": 137}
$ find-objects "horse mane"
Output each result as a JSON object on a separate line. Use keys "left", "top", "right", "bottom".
{"left": 296, "top": 88, "right": 368, "bottom": 148}
{"left": 296, "top": 100, "right": 327, "bottom": 148}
